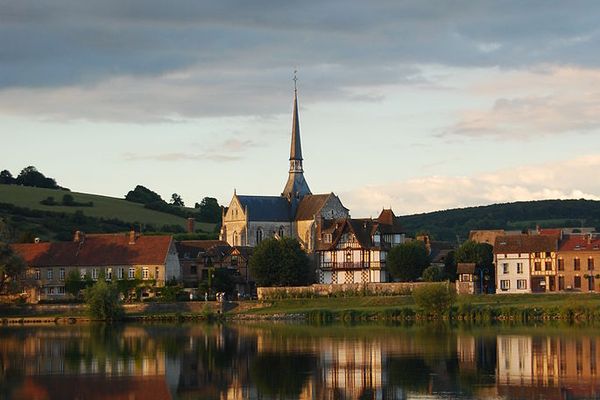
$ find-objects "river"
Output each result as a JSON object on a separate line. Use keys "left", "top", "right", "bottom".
{"left": 1, "top": 322, "right": 599, "bottom": 399}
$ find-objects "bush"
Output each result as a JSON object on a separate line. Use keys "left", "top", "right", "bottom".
{"left": 412, "top": 283, "right": 456, "bottom": 318}
{"left": 422, "top": 265, "right": 444, "bottom": 282}
{"left": 84, "top": 279, "right": 124, "bottom": 320}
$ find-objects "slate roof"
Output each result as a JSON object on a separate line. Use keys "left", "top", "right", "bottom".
{"left": 493, "top": 234, "right": 557, "bottom": 254}
{"left": 12, "top": 233, "right": 173, "bottom": 267}
{"left": 316, "top": 215, "right": 401, "bottom": 251}
{"left": 295, "top": 194, "right": 331, "bottom": 220}
{"left": 236, "top": 195, "right": 291, "bottom": 222}
{"left": 176, "top": 240, "right": 230, "bottom": 259}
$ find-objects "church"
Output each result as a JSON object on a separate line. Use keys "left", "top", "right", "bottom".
{"left": 220, "top": 87, "right": 349, "bottom": 252}
{"left": 220, "top": 84, "right": 406, "bottom": 284}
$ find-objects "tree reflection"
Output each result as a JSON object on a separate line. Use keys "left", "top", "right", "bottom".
{"left": 250, "top": 352, "right": 315, "bottom": 398}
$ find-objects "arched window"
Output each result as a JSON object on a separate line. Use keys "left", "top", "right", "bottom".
{"left": 233, "top": 231, "right": 238, "bottom": 246}
{"left": 278, "top": 226, "right": 285, "bottom": 238}
{"left": 256, "top": 228, "right": 263, "bottom": 244}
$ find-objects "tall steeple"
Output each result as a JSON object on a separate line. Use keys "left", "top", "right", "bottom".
{"left": 282, "top": 72, "right": 311, "bottom": 200}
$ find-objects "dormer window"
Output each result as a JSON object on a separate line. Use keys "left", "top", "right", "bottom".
{"left": 373, "top": 233, "right": 381, "bottom": 245}
{"left": 323, "top": 233, "right": 332, "bottom": 243}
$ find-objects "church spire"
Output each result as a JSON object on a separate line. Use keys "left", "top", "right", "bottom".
{"left": 282, "top": 71, "right": 311, "bottom": 200}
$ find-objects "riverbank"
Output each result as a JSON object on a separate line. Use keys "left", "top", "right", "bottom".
{"left": 3, "top": 293, "right": 600, "bottom": 324}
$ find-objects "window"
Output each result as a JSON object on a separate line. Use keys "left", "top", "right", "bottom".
{"left": 373, "top": 234, "right": 380, "bottom": 245}
{"left": 534, "top": 252, "right": 541, "bottom": 258}
{"left": 574, "top": 257, "right": 581, "bottom": 271}
{"left": 233, "top": 231, "right": 238, "bottom": 246}
{"left": 558, "top": 258, "right": 564, "bottom": 271}
{"left": 345, "top": 251, "right": 352, "bottom": 263}
{"left": 47, "top": 269, "right": 53, "bottom": 280}
{"left": 517, "top": 279, "right": 527, "bottom": 289}
{"left": 155, "top": 267, "right": 160, "bottom": 280}
{"left": 47, "top": 287, "right": 55, "bottom": 295}
{"left": 128, "top": 267, "right": 135, "bottom": 279}
{"left": 500, "top": 280, "right": 510, "bottom": 290}
{"left": 256, "top": 228, "right": 263, "bottom": 244}
{"left": 575, "top": 275, "right": 582, "bottom": 289}
{"left": 106, "top": 268, "right": 112, "bottom": 281}
{"left": 545, "top": 261, "right": 552, "bottom": 271}
{"left": 589, "top": 257, "right": 595, "bottom": 270}
{"left": 142, "top": 267, "right": 149, "bottom": 279}
{"left": 545, "top": 251, "right": 552, "bottom": 258}
{"left": 534, "top": 261, "right": 541, "bottom": 271}
{"left": 323, "top": 233, "right": 332, "bottom": 243}
{"left": 35, "top": 269, "right": 41, "bottom": 280}
{"left": 58, "top": 286, "right": 65, "bottom": 295}
{"left": 502, "top": 263, "right": 509, "bottom": 274}
{"left": 517, "top": 263, "right": 523, "bottom": 274}
{"left": 117, "top": 268, "right": 124, "bottom": 280}
{"left": 558, "top": 276, "right": 565, "bottom": 290}
{"left": 231, "top": 255, "right": 238, "bottom": 266}
{"left": 278, "top": 226, "right": 285, "bottom": 238}
{"left": 59, "top": 268, "right": 65, "bottom": 281}
{"left": 92, "top": 268, "right": 98, "bottom": 280}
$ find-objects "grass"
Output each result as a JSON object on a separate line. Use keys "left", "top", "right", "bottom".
{"left": 235, "top": 292, "right": 600, "bottom": 319}
{"left": 0, "top": 184, "right": 215, "bottom": 232}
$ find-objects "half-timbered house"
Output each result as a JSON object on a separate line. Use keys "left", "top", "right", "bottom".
{"left": 315, "top": 209, "right": 406, "bottom": 284}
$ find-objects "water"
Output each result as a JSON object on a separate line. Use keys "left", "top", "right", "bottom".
{"left": 1, "top": 323, "right": 599, "bottom": 399}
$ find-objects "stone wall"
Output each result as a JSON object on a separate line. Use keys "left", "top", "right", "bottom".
{"left": 257, "top": 282, "right": 455, "bottom": 300}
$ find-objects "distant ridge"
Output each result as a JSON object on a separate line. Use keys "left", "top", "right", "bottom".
{"left": 399, "top": 199, "right": 600, "bottom": 242}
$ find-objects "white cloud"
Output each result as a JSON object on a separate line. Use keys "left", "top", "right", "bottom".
{"left": 444, "top": 67, "right": 600, "bottom": 138}
{"left": 342, "top": 154, "right": 600, "bottom": 217}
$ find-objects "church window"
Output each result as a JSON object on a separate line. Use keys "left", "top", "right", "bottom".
{"left": 256, "top": 228, "right": 263, "bottom": 244}
{"left": 233, "top": 231, "right": 238, "bottom": 246}
{"left": 278, "top": 226, "right": 285, "bottom": 238}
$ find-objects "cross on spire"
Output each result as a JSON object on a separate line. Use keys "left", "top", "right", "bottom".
{"left": 293, "top": 70, "right": 298, "bottom": 94}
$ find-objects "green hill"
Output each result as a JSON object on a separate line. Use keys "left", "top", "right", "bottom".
{"left": 400, "top": 199, "right": 600, "bottom": 243}
{"left": 0, "top": 185, "right": 215, "bottom": 241}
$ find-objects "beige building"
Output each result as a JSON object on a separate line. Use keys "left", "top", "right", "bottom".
{"left": 11, "top": 231, "right": 180, "bottom": 302}
{"left": 220, "top": 87, "right": 349, "bottom": 252}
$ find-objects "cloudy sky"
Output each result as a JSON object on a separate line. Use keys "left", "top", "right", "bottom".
{"left": 3, "top": 1, "right": 600, "bottom": 217}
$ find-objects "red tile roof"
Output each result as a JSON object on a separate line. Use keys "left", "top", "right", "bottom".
{"left": 11, "top": 233, "right": 173, "bottom": 267}
{"left": 494, "top": 234, "right": 557, "bottom": 254}
{"left": 558, "top": 234, "right": 600, "bottom": 252}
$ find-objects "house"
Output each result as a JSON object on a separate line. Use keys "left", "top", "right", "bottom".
{"left": 556, "top": 234, "right": 600, "bottom": 292}
{"left": 315, "top": 209, "right": 405, "bottom": 284}
{"left": 175, "top": 240, "right": 255, "bottom": 296}
{"left": 175, "top": 240, "right": 230, "bottom": 287}
{"left": 456, "top": 263, "right": 479, "bottom": 294}
{"left": 11, "top": 231, "right": 180, "bottom": 302}
{"left": 494, "top": 234, "right": 558, "bottom": 294}
{"left": 220, "top": 86, "right": 349, "bottom": 252}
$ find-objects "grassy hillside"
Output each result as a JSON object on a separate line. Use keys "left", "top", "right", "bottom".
{"left": 400, "top": 199, "right": 600, "bottom": 242}
{"left": 0, "top": 185, "right": 216, "bottom": 240}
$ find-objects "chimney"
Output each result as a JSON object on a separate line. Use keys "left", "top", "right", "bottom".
{"left": 34, "top": 237, "right": 40, "bottom": 244}
{"left": 73, "top": 230, "right": 85, "bottom": 243}
{"left": 187, "top": 218, "right": 195, "bottom": 233}
{"left": 129, "top": 230, "right": 136, "bottom": 245}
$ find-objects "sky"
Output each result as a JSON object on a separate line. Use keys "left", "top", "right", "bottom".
{"left": 3, "top": 1, "right": 600, "bottom": 217}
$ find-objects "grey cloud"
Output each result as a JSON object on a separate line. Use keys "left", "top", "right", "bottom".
{"left": 2, "top": 1, "right": 600, "bottom": 120}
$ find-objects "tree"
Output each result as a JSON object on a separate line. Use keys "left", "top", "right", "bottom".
{"left": 170, "top": 193, "right": 184, "bottom": 207}
{"left": 84, "top": 279, "right": 124, "bottom": 320}
{"left": 124, "top": 185, "right": 163, "bottom": 204}
{"left": 15, "top": 166, "right": 59, "bottom": 189}
{"left": 0, "top": 169, "right": 14, "bottom": 185}
{"left": 455, "top": 240, "right": 493, "bottom": 268}
{"left": 422, "top": 265, "right": 444, "bottom": 282}
{"left": 196, "top": 197, "right": 221, "bottom": 223}
{"left": 249, "top": 237, "right": 311, "bottom": 286}
{"left": 444, "top": 250, "right": 457, "bottom": 281}
{"left": 0, "top": 243, "right": 27, "bottom": 294}
{"left": 387, "top": 241, "right": 430, "bottom": 281}
{"left": 65, "top": 269, "right": 90, "bottom": 297}
{"left": 62, "top": 194, "right": 75, "bottom": 206}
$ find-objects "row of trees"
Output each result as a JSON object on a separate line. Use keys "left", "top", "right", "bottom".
{"left": 0, "top": 166, "right": 63, "bottom": 189}
{"left": 124, "top": 185, "right": 221, "bottom": 224}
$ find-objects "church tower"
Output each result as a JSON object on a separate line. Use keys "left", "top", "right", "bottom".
{"left": 282, "top": 77, "right": 311, "bottom": 201}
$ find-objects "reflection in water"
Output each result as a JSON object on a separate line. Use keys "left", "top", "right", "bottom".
{"left": 1, "top": 323, "right": 600, "bottom": 399}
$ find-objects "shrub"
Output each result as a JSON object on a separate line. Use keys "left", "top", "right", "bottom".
{"left": 412, "top": 283, "right": 456, "bottom": 318}
{"left": 84, "top": 279, "right": 124, "bottom": 320}
{"left": 421, "top": 265, "right": 444, "bottom": 282}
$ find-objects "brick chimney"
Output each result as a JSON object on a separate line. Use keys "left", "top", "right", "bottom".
{"left": 187, "top": 218, "right": 195, "bottom": 233}
{"left": 129, "top": 230, "right": 136, "bottom": 245}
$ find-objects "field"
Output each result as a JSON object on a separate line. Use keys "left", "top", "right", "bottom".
{"left": 0, "top": 184, "right": 215, "bottom": 232}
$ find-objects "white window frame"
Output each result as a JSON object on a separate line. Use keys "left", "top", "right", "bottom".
{"left": 92, "top": 268, "right": 98, "bottom": 281}
{"left": 59, "top": 268, "right": 65, "bottom": 281}
{"left": 142, "top": 267, "right": 149, "bottom": 280}
{"left": 502, "top": 263, "right": 509, "bottom": 274}
{"left": 517, "top": 263, "right": 523, "bottom": 274}
{"left": 500, "top": 280, "right": 510, "bottom": 290}
{"left": 47, "top": 269, "right": 53, "bottom": 280}
{"left": 128, "top": 267, "right": 135, "bottom": 279}
{"left": 517, "top": 279, "right": 527, "bottom": 289}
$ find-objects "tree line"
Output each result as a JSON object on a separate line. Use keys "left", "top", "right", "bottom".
{"left": 1, "top": 166, "right": 64, "bottom": 190}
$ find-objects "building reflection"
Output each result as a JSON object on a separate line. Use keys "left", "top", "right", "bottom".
{"left": 496, "top": 334, "right": 600, "bottom": 399}
{"left": 2, "top": 324, "right": 600, "bottom": 400}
